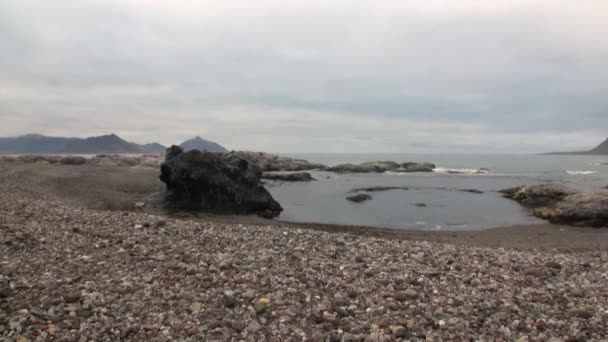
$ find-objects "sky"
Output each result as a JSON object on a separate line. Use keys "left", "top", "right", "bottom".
{"left": 1, "top": 0, "right": 607, "bottom": 153}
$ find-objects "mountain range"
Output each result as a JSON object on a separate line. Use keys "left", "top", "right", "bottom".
{"left": 0, "top": 134, "right": 228, "bottom": 155}
{"left": 547, "top": 137, "right": 608, "bottom": 155}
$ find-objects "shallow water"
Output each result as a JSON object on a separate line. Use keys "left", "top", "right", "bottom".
{"left": 268, "top": 154, "right": 608, "bottom": 230}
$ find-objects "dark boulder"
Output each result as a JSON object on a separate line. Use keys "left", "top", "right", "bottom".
{"left": 159, "top": 146, "right": 283, "bottom": 218}
{"left": 346, "top": 194, "right": 373, "bottom": 203}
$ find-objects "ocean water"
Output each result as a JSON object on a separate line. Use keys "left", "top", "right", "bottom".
{"left": 267, "top": 154, "right": 608, "bottom": 230}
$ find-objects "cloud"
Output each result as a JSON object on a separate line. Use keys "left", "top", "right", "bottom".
{"left": 0, "top": 0, "right": 607, "bottom": 152}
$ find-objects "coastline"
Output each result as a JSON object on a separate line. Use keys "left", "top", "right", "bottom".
{"left": 3, "top": 161, "right": 608, "bottom": 252}
{"left": 2, "top": 161, "right": 608, "bottom": 340}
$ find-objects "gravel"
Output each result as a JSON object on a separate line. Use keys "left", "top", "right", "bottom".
{"left": 1, "top": 169, "right": 608, "bottom": 340}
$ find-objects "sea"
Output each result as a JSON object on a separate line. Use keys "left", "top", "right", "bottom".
{"left": 267, "top": 154, "right": 608, "bottom": 231}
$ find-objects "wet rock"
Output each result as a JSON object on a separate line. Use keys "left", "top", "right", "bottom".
{"left": 349, "top": 186, "right": 408, "bottom": 193}
{"left": 346, "top": 194, "right": 373, "bottom": 203}
{"left": 399, "top": 162, "right": 436, "bottom": 172}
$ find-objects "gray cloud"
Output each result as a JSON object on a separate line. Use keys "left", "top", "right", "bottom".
{"left": 1, "top": 0, "right": 607, "bottom": 152}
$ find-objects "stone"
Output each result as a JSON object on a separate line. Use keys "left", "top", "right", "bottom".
{"left": 346, "top": 194, "right": 373, "bottom": 203}
{"left": 255, "top": 297, "right": 270, "bottom": 314}
{"left": 261, "top": 172, "right": 316, "bottom": 182}
{"left": 160, "top": 146, "right": 283, "bottom": 218}
{"left": 0, "top": 287, "right": 12, "bottom": 298}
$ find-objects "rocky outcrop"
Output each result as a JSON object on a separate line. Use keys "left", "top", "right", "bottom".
{"left": 159, "top": 146, "right": 283, "bottom": 218}
{"left": 346, "top": 194, "right": 373, "bottom": 203}
{"left": 329, "top": 161, "right": 435, "bottom": 173}
{"left": 226, "top": 151, "right": 327, "bottom": 172}
{"left": 499, "top": 184, "right": 576, "bottom": 208}
{"left": 500, "top": 184, "right": 608, "bottom": 227}
{"left": 532, "top": 192, "right": 608, "bottom": 227}
{"left": 399, "top": 162, "right": 436, "bottom": 173}
{"left": 329, "top": 163, "right": 377, "bottom": 173}
{"left": 262, "top": 172, "right": 315, "bottom": 182}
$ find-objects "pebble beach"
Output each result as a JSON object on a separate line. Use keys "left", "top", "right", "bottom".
{"left": 2, "top": 163, "right": 608, "bottom": 341}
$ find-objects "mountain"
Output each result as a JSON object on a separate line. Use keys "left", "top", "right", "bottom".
{"left": 0, "top": 133, "right": 167, "bottom": 155}
{"left": 0, "top": 134, "right": 81, "bottom": 154}
{"left": 63, "top": 134, "right": 142, "bottom": 154}
{"left": 588, "top": 138, "right": 608, "bottom": 154}
{"left": 547, "top": 137, "right": 608, "bottom": 155}
{"left": 180, "top": 136, "right": 227, "bottom": 153}
{"left": 139, "top": 143, "right": 167, "bottom": 154}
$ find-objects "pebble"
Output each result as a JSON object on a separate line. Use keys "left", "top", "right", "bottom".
{"left": 0, "top": 170, "right": 607, "bottom": 341}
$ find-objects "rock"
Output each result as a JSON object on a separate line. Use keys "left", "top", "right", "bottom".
{"left": 349, "top": 186, "right": 408, "bottom": 193}
{"left": 537, "top": 192, "right": 608, "bottom": 227}
{"left": 255, "top": 297, "right": 270, "bottom": 314}
{"left": 392, "top": 289, "right": 418, "bottom": 301}
{"left": 230, "top": 320, "right": 246, "bottom": 332}
{"left": 261, "top": 172, "right": 315, "bottom": 182}
{"left": 329, "top": 163, "right": 379, "bottom": 173}
{"left": 502, "top": 184, "right": 608, "bottom": 227}
{"left": 545, "top": 261, "right": 562, "bottom": 270}
{"left": 246, "top": 321, "right": 262, "bottom": 333}
{"left": 64, "top": 291, "right": 81, "bottom": 303}
{"left": 59, "top": 156, "right": 87, "bottom": 165}
{"left": 225, "top": 151, "right": 327, "bottom": 171}
{"left": 414, "top": 203, "right": 427, "bottom": 207}
{"left": 458, "top": 189, "right": 484, "bottom": 194}
{"left": 346, "top": 194, "right": 373, "bottom": 203}
{"left": 134, "top": 201, "right": 146, "bottom": 208}
{"left": 0, "top": 287, "right": 12, "bottom": 298}
{"left": 190, "top": 302, "right": 202, "bottom": 314}
{"left": 160, "top": 146, "right": 283, "bottom": 218}
{"left": 499, "top": 184, "right": 577, "bottom": 208}
{"left": 390, "top": 326, "right": 407, "bottom": 337}
{"left": 400, "top": 162, "right": 436, "bottom": 172}
{"left": 359, "top": 161, "right": 401, "bottom": 172}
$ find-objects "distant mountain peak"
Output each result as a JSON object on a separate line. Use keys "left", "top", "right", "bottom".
{"left": 547, "top": 136, "right": 608, "bottom": 155}
{"left": 180, "top": 136, "right": 227, "bottom": 153}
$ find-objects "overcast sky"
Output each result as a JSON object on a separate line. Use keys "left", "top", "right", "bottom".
{"left": 1, "top": 0, "right": 607, "bottom": 153}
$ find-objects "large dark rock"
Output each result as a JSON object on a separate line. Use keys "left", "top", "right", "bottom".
{"left": 159, "top": 146, "right": 283, "bottom": 218}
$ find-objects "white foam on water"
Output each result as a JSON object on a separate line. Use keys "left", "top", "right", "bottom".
{"left": 565, "top": 170, "right": 598, "bottom": 175}
{"left": 433, "top": 167, "right": 488, "bottom": 175}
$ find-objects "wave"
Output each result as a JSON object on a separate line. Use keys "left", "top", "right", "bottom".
{"left": 565, "top": 170, "right": 598, "bottom": 175}
{"left": 433, "top": 167, "right": 490, "bottom": 175}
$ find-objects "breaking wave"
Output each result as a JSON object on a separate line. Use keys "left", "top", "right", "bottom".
{"left": 565, "top": 170, "right": 598, "bottom": 175}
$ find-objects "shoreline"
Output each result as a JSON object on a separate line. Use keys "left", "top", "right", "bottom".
{"left": 3, "top": 160, "right": 608, "bottom": 252}
{"left": 2, "top": 161, "right": 608, "bottom": 340}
